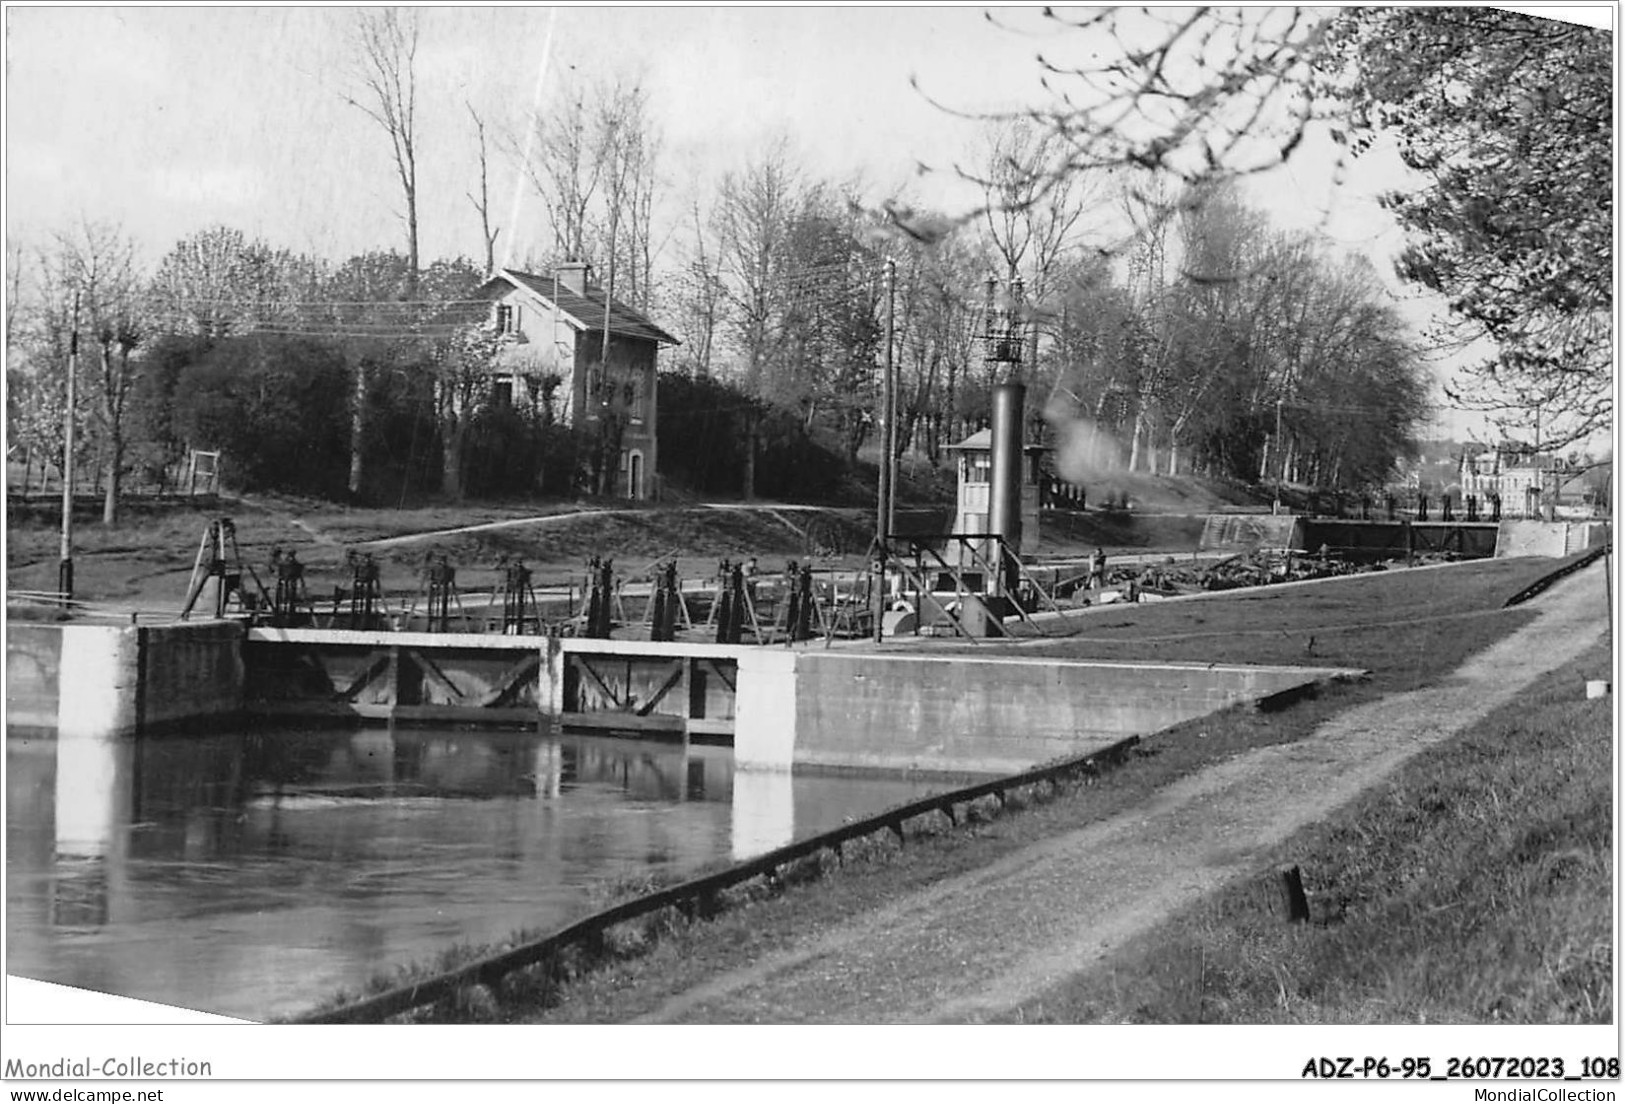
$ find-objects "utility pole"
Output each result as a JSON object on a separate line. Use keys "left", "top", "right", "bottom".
{"left": 59, "top": 289, "right": 80, "bottom": 602}
{"left": 1273, "top": 394, "right": 1284, "bottom": 515}
{"left": 872, "top": 257, "right": 898, "bottom": 646}
{"left": 883, "top": 257, "right": 897, "bottom": 539}
{"left": 876, "top": 260, "right": 892, "bottom": 546}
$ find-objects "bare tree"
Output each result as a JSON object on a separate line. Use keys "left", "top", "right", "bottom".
{"left": 339, "top": 8, "right": 422, "bottom": 499}
{"left": 513, "top": 70, "right": 662, "bottom": 304}
{"left": 716, "top": 142, "right": 800, "bottom": 396}
{"left": 466, "top": 102, "right": 501, "bottom": 277}
{"left": 671, "top": 196, "right": 726, "bottom": 378}
{"left": 345, "top": 8, "right": 421, "bottom": 297}
{"left": 515, "top": 80, "right": 603, "bottom": 264}
{"left": 976, "top": 119, "right": 1103, "bottom": 391}
{"left": 888, "top": 8, "right": 1330, "bottom": 256}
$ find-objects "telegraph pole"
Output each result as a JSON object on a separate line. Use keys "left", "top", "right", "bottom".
{"left": 872, "top": 258, "right": 898, "bottom": 646}
{"left": 59, "top": 289, "right": 80, "bottom": 602}
{"left": 883, "top": 257, "right": 897, "bottom": 539}
{"left": 876, "top": 259, "right": 893, "bottom": 546}
{"left": 1273, "top": 394, "right": 1284, "bottom": 515}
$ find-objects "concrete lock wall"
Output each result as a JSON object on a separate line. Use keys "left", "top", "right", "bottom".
{"left": 1564, "top": 521, "right": 1613, "bottom": 554}
{"left": 1493, "top": 520, "right": 1597, "bottom": 558}
{"left": 6, "top": 621, "right": 245, "bottom": 739}
{"left": 734, "top": 652, "right": 1349, "bottom": 776}
{"left": 139, "top": 621, "right": 246, "bottom": 730}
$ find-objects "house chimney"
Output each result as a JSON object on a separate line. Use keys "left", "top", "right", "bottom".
{"left": 556, "top": 260, "right": 592, "bottom": 295}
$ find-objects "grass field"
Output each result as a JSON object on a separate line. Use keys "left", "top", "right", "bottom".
{"left": 5, "top": 487, "right": 1244, "bottom": 615}
{"left": 4, "top": 495, "right": 881, "bottom": 611}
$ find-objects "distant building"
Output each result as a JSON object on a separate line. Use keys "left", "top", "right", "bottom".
{"left": 1458, "top": 445, "right": 1588, "bottom": 518}
{"left": 475, "top": 262, "right": 679, "bottom": 500}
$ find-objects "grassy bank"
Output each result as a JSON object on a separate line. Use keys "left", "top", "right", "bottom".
{"left": 298, "top": 554, "right": 1596, "bottom": 1023}
{"left": 1002, "top": 635, "right": 1614, "bottom": 1024}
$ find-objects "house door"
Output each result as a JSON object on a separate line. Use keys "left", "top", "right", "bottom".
{"left": 627, "top": 449, "right": 644, "bottom": 500}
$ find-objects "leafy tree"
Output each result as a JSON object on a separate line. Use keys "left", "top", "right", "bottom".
{"left": 652, "top": 372, "right": 750, "bottom": 494}
{"left": 656, "top": 371, "right": 850, "bottom": 501}
{"left": 174, "top": 336, "right": 352, "bottom": 496}
{"left": 45, "top": 221, "right": 145, "bottom": 524}
{"left": 776, "top": 195, "right": 883, "bottom": 461}
{"left": 968, "top": 7, "right": 1607, "bottom": 455}
{"left": 127, "top": 333, "right": 213, "bottom": 491}
{"left": 1329, "top": 8, "right": 1611, "bottom": 452}
{"left": 147, "top": 227, "right": 322, "bottom": 338}
{"left": 432, "top": 324, "right": 502, "bottom": 500}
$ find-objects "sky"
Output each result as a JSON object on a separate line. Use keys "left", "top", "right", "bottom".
{"left": 4, "top": 6, "right": 1429, "bottom": 265}
{"left": 5, "top": 7, "right": 1078, "bottom": 263}
{"left": 2, "top": 5, "right": 1613, "bottom": 439}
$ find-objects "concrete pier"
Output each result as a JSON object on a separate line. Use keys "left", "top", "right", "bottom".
{"left": 8, "top": 621, "right": 245, "bottom": 738}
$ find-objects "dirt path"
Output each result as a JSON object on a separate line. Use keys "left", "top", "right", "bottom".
{"left": 353, "top": 508, "right": 621, "bottom": 549}
{"left": 633, "top": 560, "right": 1611, "bottom": 1024}
{"left": 351, "top": 503, "right": 825, "bottom": 550}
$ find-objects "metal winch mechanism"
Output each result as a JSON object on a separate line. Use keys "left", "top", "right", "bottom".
{"left": 404, "top": 552, "right": 463, "bottom": 632}
{"left": 333, "top": 550, "right": 389, "bottom": 631}
{"left": 496, "top": 555, "right": 541, "bottom": 635}
{"left": 179, "top": 518, "right": 271, "bottom": 621}
{"left": 580, "top": 555, "right": 617, "bottom": 639}
{"left": 645, "top": 560, "right": 685, "bottom": 642}
{"left": 709, "top": 558, "right": 750, "bottom": 644}
{"left": 267, "top": 546, "right": 313, "bottom": 627}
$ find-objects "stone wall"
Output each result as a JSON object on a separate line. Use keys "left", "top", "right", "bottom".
{"left": 735, "top": 651, "right": 1356, "bottom": 775}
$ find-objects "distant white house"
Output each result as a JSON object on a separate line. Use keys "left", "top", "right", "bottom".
{"left": 474, "top": 262, "right": 679, "bottom": 500}
{"left": 1458, "top": 445, "right": 1592, "bottom": 518}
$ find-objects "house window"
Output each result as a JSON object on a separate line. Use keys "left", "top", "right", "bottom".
{"left": 492, "top": 378, "right": 514, "bottom": 407}
{"left": 627, "top": 373, "right": 646, "bottom": 424}
{"left": 496, "top": 302, "right": 524, "bottom": 335}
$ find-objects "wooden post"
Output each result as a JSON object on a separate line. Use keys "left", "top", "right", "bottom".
{"left": 1279, "top": 865, "right": 1310, "bottom": 923}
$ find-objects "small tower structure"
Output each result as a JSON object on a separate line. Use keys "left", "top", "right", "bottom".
{"left": 944, "top": 429, "right": 1045, "bottom": 557}
{"left": 945, "top": 274, "right": 1044, "bottom": 561}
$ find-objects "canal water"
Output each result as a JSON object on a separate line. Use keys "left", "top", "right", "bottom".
{"left": 5, "top": 724, "right": 952, "bottom": 1022}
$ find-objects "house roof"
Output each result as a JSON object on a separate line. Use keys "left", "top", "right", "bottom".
{"left": 480, "top": 268, "right": 680, "bottom": 346}
{"left": 944, "top": 428, "right": 1049, "bottom": 452}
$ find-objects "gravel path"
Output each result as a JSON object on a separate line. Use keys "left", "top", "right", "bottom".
{"left": 633, "top": 560, "right": 1611, "bottom": 1023}
{"left": 350, "top": 504, "right": 824, "bottom": 549}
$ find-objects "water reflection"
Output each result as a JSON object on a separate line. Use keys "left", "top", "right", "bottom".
{"left": 6, "top": 724, "right": 946, "bottom": 1021}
